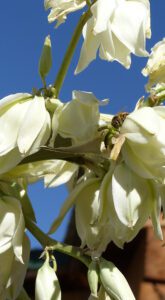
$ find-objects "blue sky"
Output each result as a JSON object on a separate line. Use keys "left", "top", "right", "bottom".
{"left": 0, "top": 1, "right": 165, "bottom": 248}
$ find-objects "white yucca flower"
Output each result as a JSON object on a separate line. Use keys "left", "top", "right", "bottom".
{"left": 121, "top": 106, "right": 165, "bottom": 180}
{"left": 44, "top": 0, "right": 86, "bottom": 27}
{"left": 75, "top": 0, "right": 151, "bottom": 73}
{"left": 142, "top": 38, "right": 165, "bottom": 91}
{"left": 0, "top": 93, "right": 51, "bottom": 174}
{"left": 55, "top": 90, "right": 108, "bottom": 145}
{"left": 100, "top": 162, "right": 163, "bottom": 249}
{"left": 0, "top": 195, "right": 30, "bottom": 299}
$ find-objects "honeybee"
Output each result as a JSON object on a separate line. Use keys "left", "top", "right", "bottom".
{"left": 111, "top": 112, "right": 129, "bottom": 129}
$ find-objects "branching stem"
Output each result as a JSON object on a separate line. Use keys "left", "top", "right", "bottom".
{"left": 25, "top": 216, "right": 91, "bottom": 268}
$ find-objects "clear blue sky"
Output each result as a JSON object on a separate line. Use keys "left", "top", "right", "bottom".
{"left": 0, "top": 1, "right": 164, "bottom": 248}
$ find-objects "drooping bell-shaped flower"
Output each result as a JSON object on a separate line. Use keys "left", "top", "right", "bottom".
{"left": 142, "top": 38, "right": 165, "bottom": 91}
{"left": 0, "top": 194, "right": 28, "bottom": 299}
{"left": 76, "top": 0, "right": 151, "bottom": 74}
{"left": 0, "top": 93, "right": 51, "bottom": 174}
{"left": 3, "top": 159, "right": 78, "bottom": 188}
{"left": 55, "top": 90, "right": 108, "bottom": 145}
{"left": 120, "top": 106, "right": 165, "bottom": 181}
{"left": 100, "top": 162, "right": 162, "bottom": 248}
{"left": 75, "top": 177, "right": 111, "bottom": 256}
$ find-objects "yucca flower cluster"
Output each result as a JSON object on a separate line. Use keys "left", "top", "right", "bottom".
{"left": 1, "top": 0, "right": 165, "bottom": 299}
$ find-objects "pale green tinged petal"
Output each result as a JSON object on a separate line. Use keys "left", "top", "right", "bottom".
{"left": 0, "top": 93, "right": 32, "bottom": 110}
{"left": 17, "top": 97, "right": 50, "bottom": 154}
{"left": 44, "top": 161, "right": 78, "bottom": 188}
{"left": 0, "top": 148, "right": 22, "bottom": 175}
{"left": 29, "top": 111, "right": 51, "bottom": 155}
{"left": 112, "top": 163, "right": 151, "bottom": 228}
{"left": 75, "top": 178, "right": 101, "bottom": 248}
{"left": 57, "top": 91, "right": 100, "bottom": 144}
{"left": 48, "top": 177, "right": 99, "bottom": 234}
{"left": 12, "top": 205, "right": 25, "bottom": 262}
{"left": 0, "top": 247, "right": 13, "bottom": 299}
{"left": 6, "top": 235, "right": 30, "bottom": 300}
{"left": 0, "top": 196, "right": 25, "bottom": 259}
{"left": 0, "top": 100, "right": 32, "bottom": 155}
{"left": 121, "top": 141, "right": 165, "bottom": 179}
{"left": 35, "top": 258, "right": 61, "bottom": 300}
{"left": 100, "top": 164, "right": 152, "bottom": 247}
{"left": 49, "top": 106, "right": 61, "bottom": 147}
{"left": 149, "top": 182, "right": 163, "bottom": 240}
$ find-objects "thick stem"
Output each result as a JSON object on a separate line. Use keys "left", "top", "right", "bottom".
{"left": 25, "top": 217, "right": 91, "bottom": 268}
{"left": 54, "top": 10, "right": 91, "bottom": 97}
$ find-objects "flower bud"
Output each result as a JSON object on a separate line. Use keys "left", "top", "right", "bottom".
{"left": 39, "top": 35, "right": 52, "bottom": 84}
{"left": 142, "top": 38, "right": 165, "bottom": 91}
{"left": 99, "top": 258, "right": 135, "bottom": 300}
{"left": 35, "top": 257, "right": 61, "bottom": 300}
{"left": 88, "top": 261, "right": 99, "bottom": 297}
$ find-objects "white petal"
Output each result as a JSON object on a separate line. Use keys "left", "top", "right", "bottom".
{"left": 0, "top": 147, "right": 22, "bottom": 175}
{"left": 45, "top": 162, "right": 78, "bottom": 188}
{"left": 91, "top": 0, "right": 116, "bottom": 34}
{"left": 112, "top": 163, "right": 151, "bottom": 228}
{"left": 49, "top": 177, "right": 99, "bottom": 234}
{"left": 0, "top": 100, "right": 32, "bottom": 155}
{"left": 122, "top": 107, "right": 159, "bottom": 135}
{"left": 112, "top": 2, "right": 148, "bottom": 56}
{"left": 0, "top": 93, "right": 31, "bottom": 110}
{"left": 6, "top": 235, "right": 30, "bottom": 299}
{"left": 75, "top": 19, "right": 100, "bottom": 74}
{"left": 17, "top": 97, "right": 48, "bottom": 154}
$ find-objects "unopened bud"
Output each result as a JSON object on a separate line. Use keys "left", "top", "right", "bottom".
{"left": 99, "top": 258, "right": 135, "bottom": 300}
{"left": 88, "top": 261, "right": 99, "bottom": 297}
{"left": 39, "top": 35, "right": 52, "bottom": 85}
